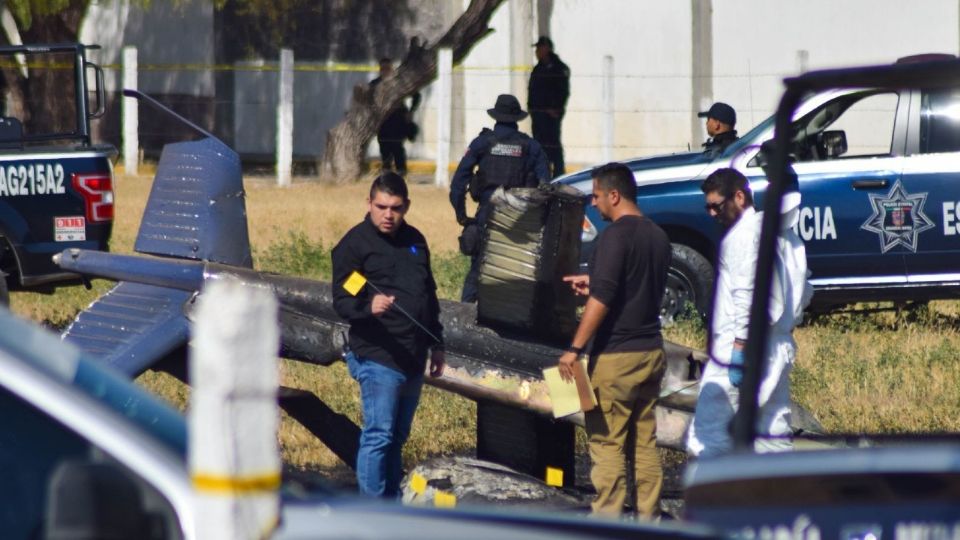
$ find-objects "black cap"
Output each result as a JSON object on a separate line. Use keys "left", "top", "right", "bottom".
{"left": 487, "top": 94, "right": 528, "bottom": 122}
{"left": 698, "top": 102, "right": 737, "bottom": 127}
{"left": 532, "top": 36, "right": 553, "bottom": 48}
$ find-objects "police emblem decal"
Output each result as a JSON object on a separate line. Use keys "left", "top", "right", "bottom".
{"left": 860, "top": 180, "right": 934, "bottom": 253}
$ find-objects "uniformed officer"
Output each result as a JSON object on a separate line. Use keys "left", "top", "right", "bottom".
{"left": 528, "top": 36, "right": 570, "bottom": 178}
{"left": 449, "top": 93, "right": 551, "bottom": 303}
{"left": 699, "top": 102, "right": 739, "bottom": 158}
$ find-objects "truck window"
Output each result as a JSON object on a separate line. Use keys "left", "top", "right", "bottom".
{"left": 822, "top": 92, "right": 899, "bottom": 157}
{"left": 0, "top": 384, "right": 90, "bottom": 538}
{"left": 0, "top": 50, "right": 80, "bottom": 140}
{"left": 919, "top": 88, "right": 960, "bottom": 154}
{"left": 0, "top": 382, "right": 183, "bottom": 539}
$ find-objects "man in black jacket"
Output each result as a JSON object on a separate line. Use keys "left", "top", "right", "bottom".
{"left": 528, "top": 36, "right": 570, "bottom": 178}
{"left": 698, "top": 102, "right": 739, "bottom": 158}
{"left": 332, "top": 172, "right": 444, "bottom": 498}
{"left": 449, "top": 94, "right": 551, "bottom": 302}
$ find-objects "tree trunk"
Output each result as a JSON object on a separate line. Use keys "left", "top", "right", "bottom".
{"left": 6, "top": 1, "right": 88, "bottom": 134}
{"left": 318, "top": 0, "right": 505, "bottom": 183}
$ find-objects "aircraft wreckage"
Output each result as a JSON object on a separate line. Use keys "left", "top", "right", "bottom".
{"left": 54, "top": 90, "right": 820, "bottom": 502}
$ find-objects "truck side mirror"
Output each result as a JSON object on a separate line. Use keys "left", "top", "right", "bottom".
{"left": 44, "top": 459, "right": 163, "bottom": 540}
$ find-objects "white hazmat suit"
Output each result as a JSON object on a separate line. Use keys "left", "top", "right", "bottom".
{"left": 686, "top": 192, "right": 813, "bottom": 457}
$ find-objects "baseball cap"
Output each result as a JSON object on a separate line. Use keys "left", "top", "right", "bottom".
{"left": 698, "top": 102, "right": 737, "bottom": 127}
{"left": 532, "top": 36, "right": 553, "bottom": 48}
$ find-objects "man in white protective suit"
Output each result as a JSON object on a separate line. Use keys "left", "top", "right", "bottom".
{"left": 686, "top": 167, "right": 812, "bottom": 458}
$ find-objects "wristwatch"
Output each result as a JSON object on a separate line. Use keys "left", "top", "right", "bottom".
{"left": 566, "top": 345, "right": 584, "bottom": 355}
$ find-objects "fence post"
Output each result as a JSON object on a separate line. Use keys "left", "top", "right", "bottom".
{"left": 602, "top": 55, "right": 614, "bottom": 163}
{"left": 435, "top": 48, "right": 453, "bottom": 188}
{"left": 122, "top": 46, "right": 138, "bottom": 177}
{"left": 277, "top": 48, "right": 294, "bottom": 187}
{"left": 190, "top": 279, "right": 281, "bottom": 540}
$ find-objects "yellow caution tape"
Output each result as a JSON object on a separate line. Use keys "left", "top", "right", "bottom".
{"left": 434, "top": 490, "right": 457, "bottom": 508}
{"left": 545, "top": 466, "right": 564, "bottom": 487}
{"left": 101, "top": 62, "right": 534, "bottom": 74}
{"left": 342, "top": 270, "right": 367, "bottom": 296}
{"left": 192, "top": 472, "right": 282, "bottom": 494}
{"left": 410, "top": 473, "right": 427, "bottom": 495}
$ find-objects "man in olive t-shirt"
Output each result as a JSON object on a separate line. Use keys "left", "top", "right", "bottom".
{"left": 557, "top": 162, "right": 671, "bottom": 519}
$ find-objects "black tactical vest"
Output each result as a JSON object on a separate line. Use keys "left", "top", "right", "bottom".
{"left": 477, "top": 129, "right": 532, "bottom": 190}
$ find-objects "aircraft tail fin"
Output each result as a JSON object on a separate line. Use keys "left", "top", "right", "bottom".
{"left": 125, "top": 89, "right": 252, "bottom": 267}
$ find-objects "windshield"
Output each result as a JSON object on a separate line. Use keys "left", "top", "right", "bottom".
{"left": 720, "top": 113, "right": 776, "bottom": 157}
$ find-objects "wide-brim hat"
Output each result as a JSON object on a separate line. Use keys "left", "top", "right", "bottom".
{"left": 487, "top": 94, "right": 528, "bottom": 122}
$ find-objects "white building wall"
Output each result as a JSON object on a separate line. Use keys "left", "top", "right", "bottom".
{"left": 78, "top": 0, "right": 960, "bottom": 168}
{"left": 711, "top": 0, "right": 960, "bottom": 131}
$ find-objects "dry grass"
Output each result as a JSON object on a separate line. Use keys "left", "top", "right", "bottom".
{"left": 10, "top": 168, "right": 960, "bottom": 481}
{"left": 243, "top": 174, "right": 471, "bottom": 255}
{"left": 792, "top": 306, "right": 960, "bottom": 433}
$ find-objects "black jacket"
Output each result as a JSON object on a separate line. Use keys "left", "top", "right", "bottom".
{"left": 703, "top": 129, "right": 739, "bottom": 158}
{"left": 332, "top": 216, "right": 443, "bottom": 374}
{"left": 527, "top": 52, "right": 570, "bottom": 113}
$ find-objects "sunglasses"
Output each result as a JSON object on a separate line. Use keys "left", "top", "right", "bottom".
{"left": 704, "top": 198, "right": 728, "bottom": 213}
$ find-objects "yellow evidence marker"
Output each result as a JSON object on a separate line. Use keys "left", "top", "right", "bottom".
{"left": 410, "top": 473, "right": 427, "bottom": 495}
{"left": 434, "top": 491, "right": 457, "bottom": 508}
{"left": 545, "top": 466, "right": 564, "bottom": 487}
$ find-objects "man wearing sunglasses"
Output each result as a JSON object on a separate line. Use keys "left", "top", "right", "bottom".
{"left": 687, "top": 168, "right": 812, "bottom": 458}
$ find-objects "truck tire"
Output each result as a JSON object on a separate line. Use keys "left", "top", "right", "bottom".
{"left": 662, "top": 244, "right": 713, "bottom": 322}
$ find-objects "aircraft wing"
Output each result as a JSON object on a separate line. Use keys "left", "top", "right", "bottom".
{"left": 61, "top": 283, "right": 192, "bottom": 376}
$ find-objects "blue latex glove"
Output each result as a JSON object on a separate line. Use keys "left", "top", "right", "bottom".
{"left": 728, "top": 347, "right": 744, "bottom": 387}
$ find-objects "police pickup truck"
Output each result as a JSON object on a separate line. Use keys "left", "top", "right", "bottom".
{"left": 0, "top": 44, "right": 114, "bottom": 303}
{"left": 559, "top": 58, "right": 960, "bottom": 319}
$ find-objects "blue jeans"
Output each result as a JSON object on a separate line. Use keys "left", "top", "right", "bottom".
{"left": 346, "top": 352, "right": 424, "bottom": 498}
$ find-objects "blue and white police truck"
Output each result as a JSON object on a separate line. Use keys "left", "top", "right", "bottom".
{"left": 558, "top": 59, "right": 960, "bottom": 319}
{"left": 0, "top": 43, "right": 114, "bottom": 303}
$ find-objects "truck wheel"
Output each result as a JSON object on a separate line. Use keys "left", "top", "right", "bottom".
{"left": 662, "top": 244, "right": 713, "bottom": 323}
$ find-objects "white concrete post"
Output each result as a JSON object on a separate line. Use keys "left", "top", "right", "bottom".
{"left": 189, "top": 279, "right": 281, "bottom": 540}
{"left": 122, "top": 46, "right": 138, "bottom": 177}
{"left": 277, "top": 48, "right": 294, "bottom": 187}
{"left": 435, "top": 48, "right": 453, "bottom": 188}
{"left": 601, "top": 55, "right": 615, "bottom": 163}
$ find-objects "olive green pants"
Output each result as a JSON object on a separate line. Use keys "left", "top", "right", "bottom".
{"left": 585, "top": 349, "right": 665, "bottom": 518}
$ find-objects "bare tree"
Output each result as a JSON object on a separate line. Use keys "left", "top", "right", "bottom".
{"left": 318, "top": 0, "right": 506, "bottom": 183}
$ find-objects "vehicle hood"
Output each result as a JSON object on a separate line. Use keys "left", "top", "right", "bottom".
{"left": 621, "top": 151, "right": 713, "bottom": 171}
{"left": 555, "top": 151, "right": 713, "bottom": 193}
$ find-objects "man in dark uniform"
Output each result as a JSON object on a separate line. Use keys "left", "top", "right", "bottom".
{"left": 698, "top": 102, "right": 739, "bottom": 158}
{"left": 332, "top": 172, "right": 445, "bottom": 498}
{"left": 528, "top": 36, "right": 570, "bottom": 178}
{"left": 449, "top": 93, "right": 551, "bottom": 303}
{"left": 370, "top": 58, "right": 421, "bottom": 176}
